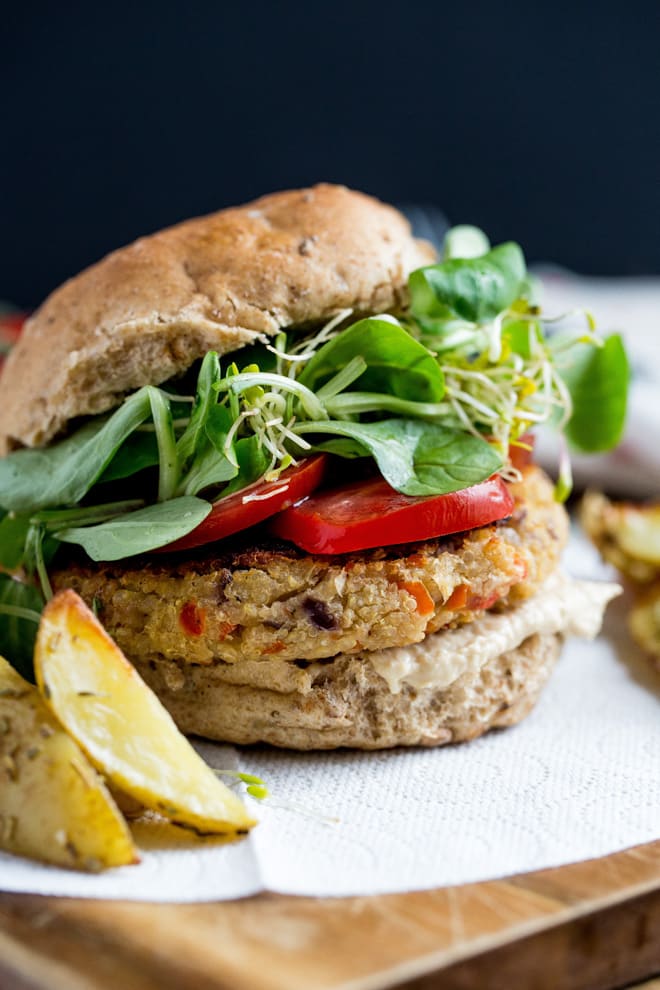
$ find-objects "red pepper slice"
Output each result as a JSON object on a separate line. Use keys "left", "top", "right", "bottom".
{"left": 268, "top": 474, "right": 515, "bottom": 555}
{"left": 0, "top": 312, "right": 27, "bottom": 370}
{"left": 158, "top": 454, "right": 328, "bottom": 553}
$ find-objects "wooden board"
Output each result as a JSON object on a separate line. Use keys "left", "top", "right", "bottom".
{"left": 1, "top": 839, "right": 659, "bottom": 990}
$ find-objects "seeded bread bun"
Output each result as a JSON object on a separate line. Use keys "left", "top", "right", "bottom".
{"left": 132, "top": 632, "right": 562, "bottom": 750}
{"left": 0, "top": 184, "right": 434, "bottom": 454}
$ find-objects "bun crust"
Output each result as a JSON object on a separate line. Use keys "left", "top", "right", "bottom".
{"left": 0, "top": 184, "right": 434, "bottom": 453}
{"left": 132, "top": 632, "right": 562, "bottom": 750}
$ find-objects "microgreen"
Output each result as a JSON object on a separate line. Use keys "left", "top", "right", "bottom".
{"left": 405, "top": 232, "right": 629, "bottom": 466}
{"left": 213, "top": 769, "right": 271, "bottom": 801}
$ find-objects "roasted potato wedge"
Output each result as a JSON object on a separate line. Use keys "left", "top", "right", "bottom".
{"left": 35, "top": 590, "right": 255, "bottom": 835}
{"left": 581, "top": 491, "right": 660, "bottom": 583}
{"left": 0, "top": 656, "right": 138, "bottom": 871}
{"left": 629, "top": 583, "right": 660, "bottom": 666}
{"left": 582, "top": 491, "right": 660, "bottom": 667}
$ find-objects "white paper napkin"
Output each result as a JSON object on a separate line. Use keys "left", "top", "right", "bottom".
{"left": 1, "top": 524, "right": 658, "bottom": 901}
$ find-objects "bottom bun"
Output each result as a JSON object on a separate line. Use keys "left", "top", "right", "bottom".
{"left": 135, "top": 632, "right": 562, "bottom": 750}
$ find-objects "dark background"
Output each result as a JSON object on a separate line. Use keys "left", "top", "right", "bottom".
{"left": 2, "top": 0, "right": 659, "bottom": 308}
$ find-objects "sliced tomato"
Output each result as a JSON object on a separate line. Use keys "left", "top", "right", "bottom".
{"left": 486, "top": 433, "right": 535, "bottom": 472}
{"left": 0, "top": 313, "right": 27, "bottom": 338}
{"left": 268, "top": 474, "right": 514, "bottom": 554}
{"left": 509, "top": 433, "right": 535, "bottom": 472}
{"left": 158, "top": 454, "right": 328, "bottom": 553}
{"left": 0, "top": 312, "right": 27, "bottom": 370}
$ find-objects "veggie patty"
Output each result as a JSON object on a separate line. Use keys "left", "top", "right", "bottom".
{"left": 51, "top": 467, "right": 566, "bottom": 667}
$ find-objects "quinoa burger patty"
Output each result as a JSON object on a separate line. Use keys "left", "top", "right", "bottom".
{"left": 52, "top": 466, "right": 567, "bottom": 669}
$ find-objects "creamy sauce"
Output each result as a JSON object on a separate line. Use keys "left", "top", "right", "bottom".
{"left": 368, "top": 573, "right": 621, "bottom": 694}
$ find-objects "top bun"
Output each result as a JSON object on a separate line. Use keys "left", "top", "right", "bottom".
{"left": 0, "top": 184, "right": 434, "bottom": 453}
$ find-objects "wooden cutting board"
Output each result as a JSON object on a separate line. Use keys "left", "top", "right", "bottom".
{"left": 1, "top": 839, "right": 659, "bottom": 990}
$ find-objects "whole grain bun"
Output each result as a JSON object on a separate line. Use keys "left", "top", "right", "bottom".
{"left": 132, "top": 632, "right": 562, "bottom": 750}
{"left": 0, "top": 184, "right": 434, "bottom": 454}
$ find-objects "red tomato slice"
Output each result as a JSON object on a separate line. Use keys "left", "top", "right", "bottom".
{"left": 0, "top": 313, "right": 27, "bottom": 338}
{"left": 0, "top": 312, "right": 27, "bottom": 371}
{"left": 486, "top": 433, "right": 535, "bottom": 472}
{"left": 158, "top": 454, "right": 328, "bottom": 553}
{"left": 508, "top": 433, "right": 535, "bottom": 472}
{"left": 268, "top": 475, "right": 515, "bottom": 554}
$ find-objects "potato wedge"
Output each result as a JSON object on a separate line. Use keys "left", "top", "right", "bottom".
{"left": 629, "top": 582, "right": 660, "bottom": 666}
{"left": 0, "top": 656, "right": 138, "bottom": 871}
{"left": 582, "top": 491, "right": 660, "bottom": 669}
{"left": 616, "top": 506, "right": 660, "bottom": 566}
{"left": 581, "top": 491, "right": 660, "bottom": 583}
{"left": 35, "top": 590, "right": 255, "bottom": 835}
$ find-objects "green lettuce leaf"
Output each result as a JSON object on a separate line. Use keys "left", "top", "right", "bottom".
{"left": 409, "top": 242, "right": 527, "bottom": 326}
{"left": 298, "top": 317, "right": 445, "bottom": 402}
{"left": 0, "top": 575, "right": 44, "bottom": 682}
{"left": 0, "top": 389, "right": 152, "bottom": 513}
{"left": 56, "top": 497, "right": 212, "bottom": 561}
{"left": 559, "top": 333, "right": 630, "bottom": 452}
{"left": 297, "top": 419, "right": 502, "bottom": 496}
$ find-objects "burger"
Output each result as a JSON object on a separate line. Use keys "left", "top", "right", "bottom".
{"left": 0, "top": 184, "right": 627, "bottom": 749}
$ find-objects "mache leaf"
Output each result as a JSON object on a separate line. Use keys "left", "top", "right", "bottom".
{"left": 220, "top": 436, "right": 271, "bottom": 496}
{"left": 99, "top": 432, "right": 160, "bottom": 483}
{"left": 55, "top": 497, "right": 212, "bottom": 561}
{"left": 297, "top": 318, "right": 445, "bottom": 403}
{"left": 297, "top": 419, "right": 502, "bottom": 496}
{"left": 0, "top": 512, "right": 32, "bottom": 571}
{"left": 147, "top": 387, "right": 179, "bottom": 501}
{"left": 0, "top": 389, "right": 152, "bottom": 513}
{"left": 409, "top": 242, "right": 527, "bottom": 326}
{"left": 0, "top": 574, "right": 44, "bottom": 682}
{"left": 179, "top": 440, "right": 238, "bottom": 496}
{"left": 176, "top": 351, "right": 222, "bottom": 468}
{"left": 443, "top": 225, "right": 490, "bottom": 261}
{"left": 177, "top": 404, "right": 238, "bottom": 496}
{"left": 559, "top": 333, "right": 630, "bottom": 453}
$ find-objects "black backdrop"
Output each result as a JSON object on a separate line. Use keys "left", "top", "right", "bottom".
{"left": 2, "top": 0, "right": 659, "bottom": 307}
